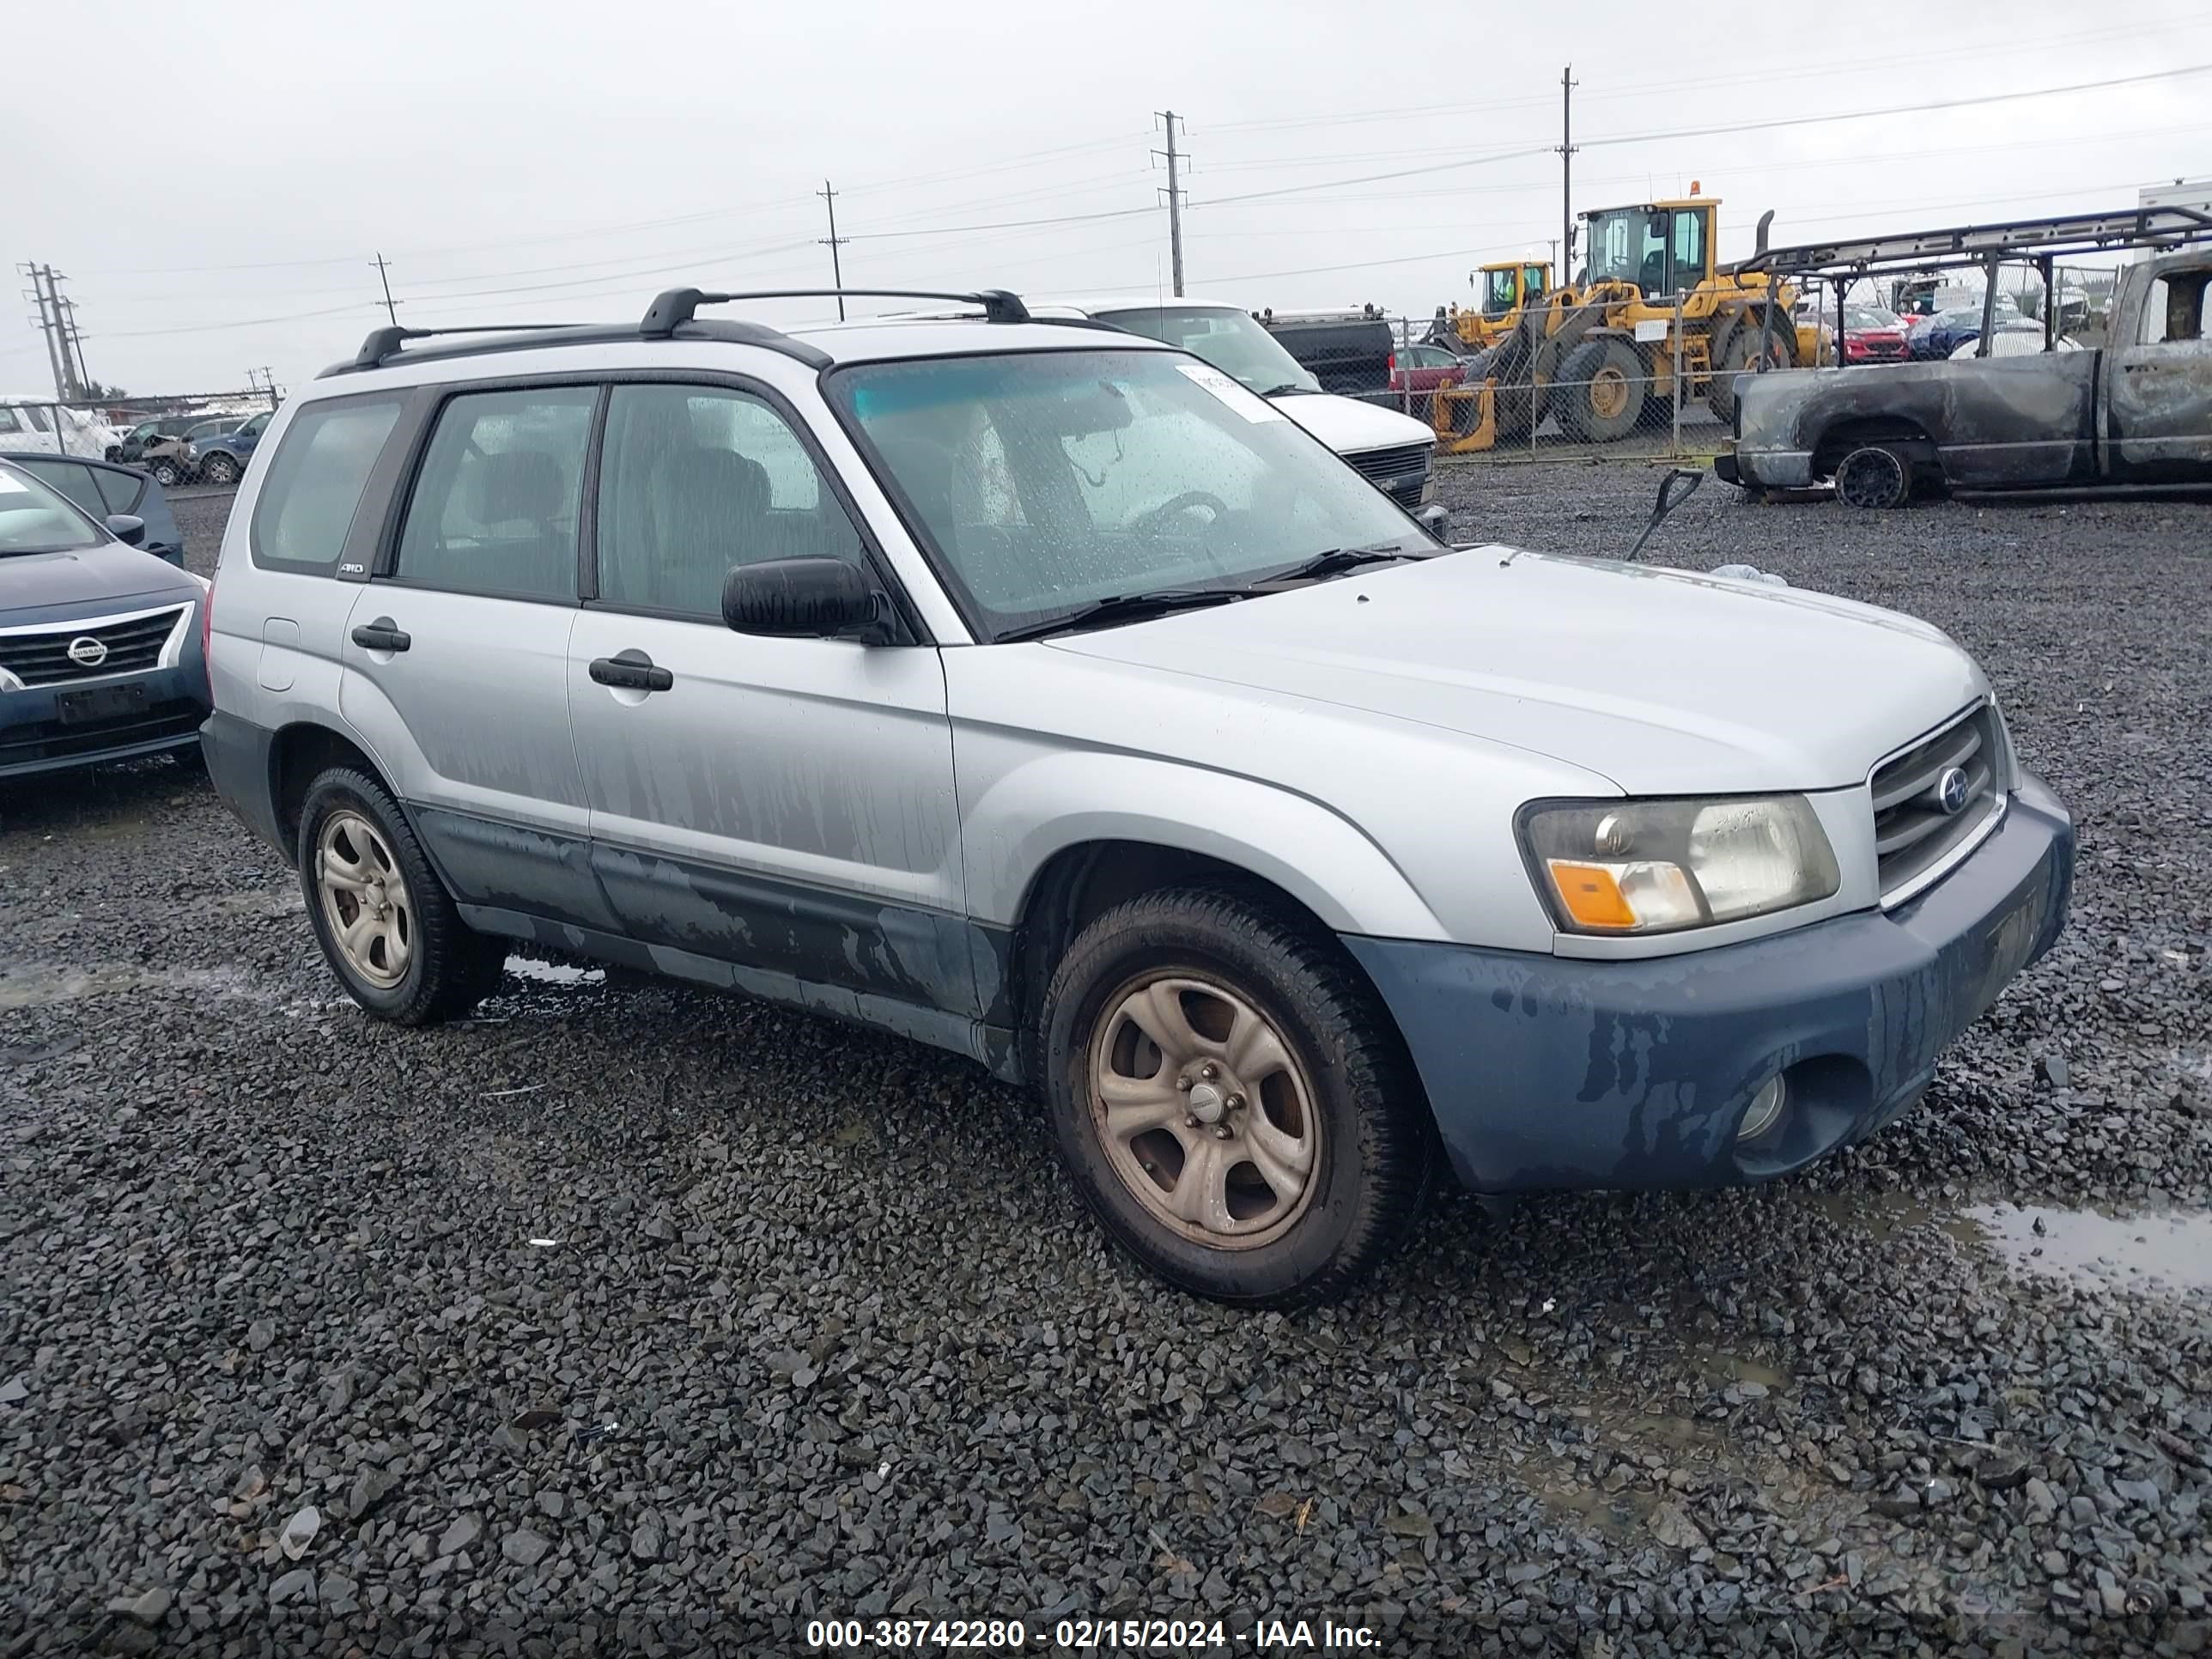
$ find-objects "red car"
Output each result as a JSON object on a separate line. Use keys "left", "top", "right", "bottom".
{"left": 1388, "top": 343, "right": 1471, "bottom": 409}
{"left": 1840, "top": 305, "right": 1911, "bottom": 365}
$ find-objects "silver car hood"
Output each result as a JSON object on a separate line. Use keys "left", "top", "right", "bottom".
{"left": 1047, "top": 546, "right": 1987, "bottom": 796}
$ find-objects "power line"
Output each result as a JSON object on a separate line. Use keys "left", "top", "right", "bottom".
{"left": 1185, "top": 62, "right": 2212, "bottom": 214}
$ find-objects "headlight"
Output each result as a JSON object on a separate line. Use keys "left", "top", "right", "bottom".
{"left": 185, "top": 443, "right": 199, "bottom": 458}
{"left": 1519, "top": 795, "right": 1839, "bottom": 935}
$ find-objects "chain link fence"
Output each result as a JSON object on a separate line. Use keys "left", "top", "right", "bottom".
{"left": 1374, "top": 255, "right": 2129, "bottom": 469}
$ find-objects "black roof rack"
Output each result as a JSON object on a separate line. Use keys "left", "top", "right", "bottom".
{"left": 640, "top": 287, "right": 1030, "bottom": 336}
{"left": 347, "top": 323, "right": 591, "bottom": 372}
{"left": 319, "top": 284, "right": 1035, "bottom": 380}
{"left": 1739, "top": 206, "right": 2212, "bottom": 279}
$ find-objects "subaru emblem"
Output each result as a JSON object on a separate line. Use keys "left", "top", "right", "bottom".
{"left": 66, "top": 635, "right": 109, "bottom": 669}
{"left": 1936, "top": 766, "right": 1970, "bottom": 816}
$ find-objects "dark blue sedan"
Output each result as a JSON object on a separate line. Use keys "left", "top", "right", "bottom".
{"left": 1906, "top": 304, "right": 2022, "bottom": 362}
{"left": 0, "top": 458, "right": 210, "bottom": 780}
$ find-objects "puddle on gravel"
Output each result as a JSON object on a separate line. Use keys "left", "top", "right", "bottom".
{"left": 1816, "top": 1189, "right": 2209, "bottom": 1297}
{"left": 504, "top": 956, "right": 605, "bottom": 988}
{"left": 1962, "top": 1204, "right": 2212, "bottom": 1296}
{"left": 1814, "top": 1191, "right": 1986, "bottom": 1249}
{"left": 1689, "top": 1348, "right": 1793, "bottom": 1391}
{"left": 0, "top": 962, "right": 250, "bottom": 1009}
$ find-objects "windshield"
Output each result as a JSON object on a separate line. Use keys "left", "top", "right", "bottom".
{"left": 1483, "top": 268, "right": 1518, "bottom": 315}
{"left": 1585, "top": 209, "right": 1657, "bottom": 287}
{"left": 830, "top": 348, "right": 1433, "bottom": 640}
{"left": 1089, "top": 306, "right": 1321, "bottom": 395}
{"left": 0, "top": 464, "right": 105, "bottom": 556}
{"left": 1845, "top": 307, "right": 1901, "bottom": 330}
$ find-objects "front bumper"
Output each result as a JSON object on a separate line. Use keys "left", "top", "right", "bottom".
{"left": 1, "top": 664, "right": 209, "bottom": 779}
{"left": 1344, "top": 774, "right": 2074, "bottom": 1194}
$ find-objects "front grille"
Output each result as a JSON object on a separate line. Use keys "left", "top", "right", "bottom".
{"left": 0, "top": 605, "right": 185, "bottom": 687}
{"left": 0, "top": 696, "right": 204, "bottom": 770}
{"left": 1870, "top": 703, "right": 2004, "bottom": 903}
{"left": 1346, "top": 442, "right": 1431, "bottom": 507}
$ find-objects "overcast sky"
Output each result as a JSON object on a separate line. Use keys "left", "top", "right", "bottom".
{"left": 5, "top": 0, "right": 2209, "bottom": 400}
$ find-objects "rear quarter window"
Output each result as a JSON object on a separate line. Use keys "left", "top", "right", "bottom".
{"left": 249, "top": 396, "right": 405, "bottom": 574}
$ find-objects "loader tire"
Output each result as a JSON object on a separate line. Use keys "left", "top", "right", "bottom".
{"left": 1554, "top": 337, "right": 1648, "bottom": 444}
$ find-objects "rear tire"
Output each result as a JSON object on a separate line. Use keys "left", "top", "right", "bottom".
{"left": 1555, "top": 337, "right": 1648, "bottom": 444}
{"left": 1037, "top": 885, "right": 1437, "bottom": 1308}
{"left": 1833, "top": 444, "right": 1911, "bottom": 510}
{"left": 296, "top": 767, "right": 505, "bottom": 1024}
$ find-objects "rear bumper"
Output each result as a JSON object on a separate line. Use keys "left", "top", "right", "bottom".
{"left": 199, "top": 708, "right": 287, "bottom": 856}
{"left": 1728, "top": 448, "right": 1815, "bottom": 489}
{"left": 0, "top": 665, "right": 209, "bottom": 779}
{"left": 1343, "top": 773, "right": 2074, "bottom": 1194}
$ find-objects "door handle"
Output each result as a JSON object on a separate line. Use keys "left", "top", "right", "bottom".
{"left": 350, "top": 617, "right": 410, "bottom": 652}
{"left": 588, "top": 650, "right": 673, "bottom": 693}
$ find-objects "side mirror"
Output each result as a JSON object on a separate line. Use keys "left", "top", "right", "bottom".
{"left": 106, "top": 514, "right": 147, "bottom": 547}
{"left": 722, "top": 557, "right": 883, "bottom": 640}
{"left": 1415, "top": 503, "right": 1449, "bottom": 538}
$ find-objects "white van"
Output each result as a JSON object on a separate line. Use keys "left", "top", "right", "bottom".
{"left": 1034, "top": 297, "right": 1438, "bottom": 512}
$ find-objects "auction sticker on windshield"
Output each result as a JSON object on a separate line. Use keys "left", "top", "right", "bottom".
{"left": 0, "top": 474, "right": 26, "bottom": 493}
{"left": 1176, "top": 362, "right": 1285, "bottom": 422}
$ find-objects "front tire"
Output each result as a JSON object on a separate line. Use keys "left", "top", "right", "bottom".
{"left": 149, "top": 459, "right": 181, "bottom": 488}
{"left": 1037, "top": 886, "right": 1436, "bottom": 1308}
{"left": 201, "top": 453, "right": 240, "bottom": 486}
{"left": 296, "top": 767, "right": 505, "bottom": 1024}
{"left": 1555, "top": 337, "right": 1648, "bottom": 444}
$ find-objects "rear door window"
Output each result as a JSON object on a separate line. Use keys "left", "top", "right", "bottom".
{"left": 92, "top": 465, "right": 145, "bottom": 514}
{"left": 250, "top": 396, "right": 405, "bottom": 574}
{"left": 393, "top": 386, "right": 595, "bottom": 602}
{"left": 13, "top": 458, "right": 104, "bottom": 519}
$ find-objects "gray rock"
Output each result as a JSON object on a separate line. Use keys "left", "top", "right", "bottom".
{"left": 631, "top": 1527, "right": 662, "bottom": 1562}
{"left": 1649, "top": 1503, "right": 1708, "bottom": 1551}
{"left": 268, "top": 1568, "right": 314, "bottom": 1606}
{"left": 436, "top": 1516, "right": 480, "bottom": 1558}
{"left": 103, "top": 1589, "right": 170, "bottom": 1626}
{"left": 502, "top": 1528, "right": 551, "bottom": 1568}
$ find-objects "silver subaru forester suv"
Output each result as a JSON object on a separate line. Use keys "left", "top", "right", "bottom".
{"left": 203, "top": 285, "right": 2073, "bottom": 1307}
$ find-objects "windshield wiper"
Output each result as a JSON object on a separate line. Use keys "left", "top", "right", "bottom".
{"left": 1267, "top": 542, "right": 1425, "bottom": 583}
{"left": 995, "top": 587, "right": 1252, "bottom": 643}
{"left": 1261, "top": 382, "right": 1316, "bottom": 397}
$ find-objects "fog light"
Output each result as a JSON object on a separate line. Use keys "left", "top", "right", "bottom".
{"left": 1738, "top": 1074, "right": 1787, "bottom": 1142}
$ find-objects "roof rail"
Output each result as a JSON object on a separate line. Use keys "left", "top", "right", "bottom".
{"left": 640, "top": 287, "right": 1030, "bottom": 337}
{"left": 347, "top": 323, "right": 589, "bottom": 372}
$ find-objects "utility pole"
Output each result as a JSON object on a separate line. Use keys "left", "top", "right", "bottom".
{"left": 57, "top": 290, "right": 92, "bottom": 398}
{"left": 371, "top": 252, "right": 399, "bottom": 325}
{"left": 817, "top": 182, "right": 848, "bottom": 320}
{"left": 1559, "top": 67, "right": 1579, "bottom": 279}
{"left": 247, "top": 367, "right": 280, "bottom": 409}
{"left": 1154, "top": 112, "right": 1188, "bottom": 297}
{"left": 20, "top": 264, "right": 70, "bottom": 401}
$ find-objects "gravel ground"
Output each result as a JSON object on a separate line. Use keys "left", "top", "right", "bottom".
{"left": 1, "top": 473, "right": 2206, "bottom": 1657}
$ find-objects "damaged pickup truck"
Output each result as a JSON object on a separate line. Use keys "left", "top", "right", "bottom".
{"left": 1718, "top": 249, "right": 2211, "bottom": 507}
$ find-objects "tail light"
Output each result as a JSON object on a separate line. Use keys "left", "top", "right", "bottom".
{"left": 200, "top": 573, "right": 215, "bottom": 663}
{"left": 1386, "top": 352, "right": 1397, "bottom": 374}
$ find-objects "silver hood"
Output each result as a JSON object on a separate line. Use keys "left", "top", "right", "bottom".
{"left": 1048, "top": 546, "right": 1987, "bottom": 796}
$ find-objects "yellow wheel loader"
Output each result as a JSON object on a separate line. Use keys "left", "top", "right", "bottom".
{"left": 1431, "top": 190, "right": 1815, "bottom": 452}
